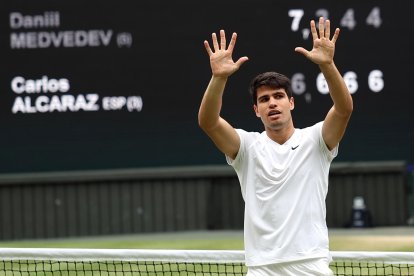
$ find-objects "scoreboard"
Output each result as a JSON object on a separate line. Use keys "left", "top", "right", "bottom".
{"left": 1, "top": 0, "right": 413, "bottom": 173}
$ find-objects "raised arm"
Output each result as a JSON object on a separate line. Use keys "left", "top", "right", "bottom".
{"left": 295, "top": 17, "right": 353, "bottom": 150}
{"left": 198, "top": 30, "right": 248, "bottom": 159}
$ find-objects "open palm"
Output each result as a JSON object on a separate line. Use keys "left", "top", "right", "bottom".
{"left": 295, "top": 17, "right": 340, "bottom": 65}
{"left": 204, "top": 30, "right": 248, "bottom": 78}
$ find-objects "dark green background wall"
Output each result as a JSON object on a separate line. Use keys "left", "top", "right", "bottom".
{"left": 1, "top": 0, "right": 413, "bottom": 174}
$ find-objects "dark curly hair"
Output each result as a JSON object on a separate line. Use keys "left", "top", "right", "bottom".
{"left": 249, "top": 72, "right": 292, "bottom": 104}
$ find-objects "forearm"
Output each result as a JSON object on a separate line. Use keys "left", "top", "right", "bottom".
{"left": 198, "top": 76, "right": 228, "bottom": 130}
{"left": 320, "top": 62, "right": 353, "bottom": 116}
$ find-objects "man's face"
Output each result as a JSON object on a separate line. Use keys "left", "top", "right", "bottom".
{"left": 253, "top": 85, "right": 294, "bottom": 131}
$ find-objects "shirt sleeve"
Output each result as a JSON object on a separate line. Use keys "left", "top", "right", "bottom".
{"left": 226, "top": 129, "right": 246, "bottom": 168}
{"left": 314, "top": 121, "right": 338, "bottom": 161}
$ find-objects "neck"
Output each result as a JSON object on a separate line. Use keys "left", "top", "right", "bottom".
{"left": 265, "top": 122, "right": 295, "bottom": 145}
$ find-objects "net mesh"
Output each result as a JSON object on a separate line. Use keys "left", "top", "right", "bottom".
{"left": 0, "top": 260, "right": 246, "bottom": 275}
{"left": 1, "top": 249, "right": 414, "bottom": 275}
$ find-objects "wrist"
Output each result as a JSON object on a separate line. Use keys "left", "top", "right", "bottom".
{"left": 211, "top": 75, "right": 228, "bottom": 82}
{"left": 319, "top": 61, "right": 336, "bottom": 72}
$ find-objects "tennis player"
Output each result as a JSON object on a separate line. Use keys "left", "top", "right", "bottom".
{"left": 198, "top": 17, "right": 353, "bottom": 275}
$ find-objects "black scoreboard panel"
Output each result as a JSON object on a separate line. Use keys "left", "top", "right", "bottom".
{"left": 1, "top": 0, "right": 413, "bottom": 173}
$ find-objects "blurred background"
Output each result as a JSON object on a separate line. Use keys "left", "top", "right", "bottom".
{"left": 0, "top": 0, "right": 413, "bottom": 246}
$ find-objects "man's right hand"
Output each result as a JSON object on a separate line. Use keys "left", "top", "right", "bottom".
{"left": 204, "top": 30, "right": 248, "bottom": 78}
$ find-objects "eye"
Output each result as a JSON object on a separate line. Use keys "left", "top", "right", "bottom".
{"left": 258, "top": 96, "right": 269, "bottom": 103}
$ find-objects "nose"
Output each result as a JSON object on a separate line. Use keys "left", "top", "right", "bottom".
{"left": 269, "top": 97, "right": 277, "bottom": 107}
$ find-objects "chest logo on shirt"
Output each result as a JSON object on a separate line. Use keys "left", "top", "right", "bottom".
{"left": 291, "top": 145, "right": 299, "bottom": 150}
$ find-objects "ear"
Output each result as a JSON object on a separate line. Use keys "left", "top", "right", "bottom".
{"left": 253, "top": 104, "right": 260, "bottom": 117}
{"left": 290, "top": 97, "right": 295, "bottom": 110}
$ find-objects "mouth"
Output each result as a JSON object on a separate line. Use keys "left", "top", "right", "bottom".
{"left": 268, "top": 110, "right": 281, "bottom": 117}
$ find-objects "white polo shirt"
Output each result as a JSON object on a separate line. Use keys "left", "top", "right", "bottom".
{"left": 226, "top": 122, "right": 338, "bottom": 267}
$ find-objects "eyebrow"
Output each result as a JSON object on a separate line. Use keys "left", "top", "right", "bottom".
{"left": 274, "top": 91, "right": 287, "bottom": 96}
{"left": 270, "top": 89, "right": 288, "bottom": 98}
{"left": 257, "top": 91, "right": 286, "bottom": 100}
{"left": 257, "top": 95, "right": 269, "bottom": 101}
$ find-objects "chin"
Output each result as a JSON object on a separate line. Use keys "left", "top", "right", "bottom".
{"left": 268, "top": 120, "right": 288, "bottom": 130}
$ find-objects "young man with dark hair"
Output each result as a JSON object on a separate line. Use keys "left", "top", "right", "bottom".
{"left": 198, "top": 18, "right": 353, "bottom": 275}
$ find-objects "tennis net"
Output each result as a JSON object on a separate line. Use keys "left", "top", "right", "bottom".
{"left": 1, "top": 248, "right": 414, "bottom": 275}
